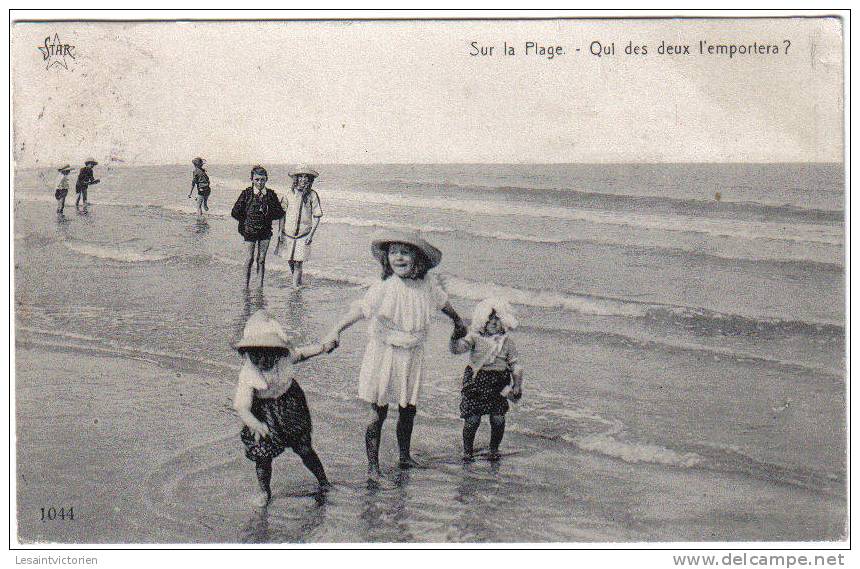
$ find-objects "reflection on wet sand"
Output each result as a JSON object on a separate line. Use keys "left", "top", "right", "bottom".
{"left": 240, "top": 490, "right": 327, "bottom": 543}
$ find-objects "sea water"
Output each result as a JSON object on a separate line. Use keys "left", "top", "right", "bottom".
{"left": 14, "top": 163, "right": 846, "bottom": 542}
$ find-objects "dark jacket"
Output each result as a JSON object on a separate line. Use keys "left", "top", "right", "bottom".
{"left": 75, "top": 166, "right": 98, "bottom": 192}
{"left": 231, "top": 187, "right": 285, "bottom": 237}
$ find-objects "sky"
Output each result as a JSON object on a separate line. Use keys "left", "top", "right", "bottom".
{"left": 12, "top": 18, "right": 844, "bottom": 166}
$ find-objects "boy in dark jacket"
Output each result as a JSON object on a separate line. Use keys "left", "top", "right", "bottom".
{"left": 75, "top": 159, "right": 100, "bottom": 208}
{"left": 231, "top": 165, "right": 285, "bottom": 289}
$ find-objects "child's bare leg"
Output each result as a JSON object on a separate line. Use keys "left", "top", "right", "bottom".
{"left": 397, "top": 405, "right": 420, "bottom": 468}
{"left": 462, "top": 415, "right": 481, "bottom": 460}
{"left": 244, "top": 242, "right": 257, "bottom": 288}
{"left": 195, "top": 195, "right": 203, "bottom": 215}
{"left": 256, "top": 239, "right": 270, "bottom": 286}
{"left": 292, "top": 434, "right": 330, "bottom": 487}
{"left": 254, "top": 458, "right": 273, "bottom": 506}
{"left": 203, "top": 194, "right": 209, "bottom": 211}
{"left": 489, "top": 414, "right": 506, "bottom": 458}
{"left": 365, "top": 404, "right": 388, "bottom": 479}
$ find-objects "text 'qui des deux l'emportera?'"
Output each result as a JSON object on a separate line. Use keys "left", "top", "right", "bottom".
{"left": 468, "top": 39, "right": 794, "bottom": 60}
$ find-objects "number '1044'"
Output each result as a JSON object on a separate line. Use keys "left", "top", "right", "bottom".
{"left": 41, "top": 507, "right": 74, "bottom": 521}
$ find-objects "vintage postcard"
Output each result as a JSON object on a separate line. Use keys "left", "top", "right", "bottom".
{"left": 10, "top": 12, "right": 847, "bottom": 547}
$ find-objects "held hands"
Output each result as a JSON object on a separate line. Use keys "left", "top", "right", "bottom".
{"left": 250, "top": 421, "right": 270, "bottom": 442}
{"left": 452, "top": 318, "right": 469, "bottom": 341}
{"left": 321, "top": 331, "right": 340, "bottom": 353}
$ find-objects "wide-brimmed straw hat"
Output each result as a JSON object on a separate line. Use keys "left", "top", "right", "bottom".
{"left": 84, "top": 158, "right": 98, "bottom": 166}
{"left": 288, "top": 164, "right": 320, "bottom": 179}
{"left": 57, "top": 164, "right": 71, "bottom": 172}
{"left": 234, "top": 310, "right": 293, "bottom": 351}
{"left": 371, "top": 229, "right": 442, "bottom": 269}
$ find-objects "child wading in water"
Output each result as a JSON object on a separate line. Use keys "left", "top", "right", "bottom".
{"left": 231, "top": 166, "right": 286, "bottom": 288}
{"left": 188, "top": 157, "right": 211, "bottom": 216}
{"left": 233, "top": 310, "right": 335, "bottom": 507}
{"left": 325, "top": 230, "right": 465, "bottom": 480}
{"left": 276, "top": 164, "right": 323, "bottom": 288}
{"left": 54, "top": 165, "right": 71, "bottom": 214}
{"left": 450, "top": 298, "right": 523, "bottom": 461}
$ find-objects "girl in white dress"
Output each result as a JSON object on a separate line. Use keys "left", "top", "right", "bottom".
{"left": 325, "top": 230, "right": 466, "bottom": 480}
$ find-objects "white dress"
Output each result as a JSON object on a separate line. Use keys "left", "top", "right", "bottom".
{"left": 354, "top": 274, "right": 449, "bottom": 407}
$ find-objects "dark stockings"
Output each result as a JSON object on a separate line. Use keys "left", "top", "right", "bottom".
{"left": 463, "top": 415, "right": 481, "bottom": 458}
{"left": 255, "top": 459, "right": 273, "bottom": 499}
{"left": 397, "top": 405, "right": 417, "bottom": 464}
{"left": 462, "top": 414, "right": 506, "bottom": 458}
{"left": 489, "top": 414, "right": 506, "bottom": 454}
{"left": 365, "top": 404, "right": 389, "bottom": 477}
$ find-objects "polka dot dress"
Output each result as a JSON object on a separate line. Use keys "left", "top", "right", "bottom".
{"left": 459, "top": 366, "right": 512, "bottom": 418}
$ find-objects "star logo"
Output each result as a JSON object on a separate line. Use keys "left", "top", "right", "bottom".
{"left": 37, "top": 33, "right": 76, "bottom": 70}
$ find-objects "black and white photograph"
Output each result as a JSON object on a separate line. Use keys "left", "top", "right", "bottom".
{"left": 9, "top": 11, "right": 848, "bottom": 548}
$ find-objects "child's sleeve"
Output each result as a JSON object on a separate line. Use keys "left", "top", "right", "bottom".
{"left": 231, "top": 191, "right": 247, "bottom": 221}
{"left": 232, "top": 375, "right": 254, "bottom": 413}
{"left": 312, "top": 191, "right": 323, "bottom": 218}
{"left": 269, "top": 191, "right": 286, "bottom": 220}
{"left": 429, "top": 274, "right": 449, "bottom": 310}
{"left": 351, "top": 280, "right": 383, "bottom": 318}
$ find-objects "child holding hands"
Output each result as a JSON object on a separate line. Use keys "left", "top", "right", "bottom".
{"left": 325, "top": 230, "right": 465, "bottom": 480}
{"left": 450, "top": 298, "right": 523, "bottom": 461}
{"left": 233, "top": 310, "right": 335, "bottom": 507}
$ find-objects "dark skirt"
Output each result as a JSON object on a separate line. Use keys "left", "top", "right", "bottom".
{"left": 460, "top": 366, "right": 511, "bottom": 418}
{"left": 55, "top": 188, "right": 68, "bottom": 200}
{"left": 198, "top": 188, "right": 211, "bottom": 197}
{"left": 240, "top": 381, "right": 312, "bottom": 462}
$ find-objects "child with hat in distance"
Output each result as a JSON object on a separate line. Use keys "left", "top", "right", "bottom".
{"left": 450, "top": 298, "right": 524, "bottom": 461}
{"left": 233, "top": 310, "right": 335, "bottom": 507}
{"left": 276, "top": 164, "right": 323, "bottom": 288}
{"left": 324, "top": 230, "right": 466, "bottom": 480}
{"left": 75, "top": 159, "right": 100, "bottom": 208}
{"left": 54, "top": 165, "right": 71, "bottom": 214}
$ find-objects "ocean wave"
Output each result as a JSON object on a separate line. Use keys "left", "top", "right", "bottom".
{"left": 64, "top": 241, "right": 176, "bottom": 263}
{"left": 203, "top": 179, "right": 844, "bottom": 246}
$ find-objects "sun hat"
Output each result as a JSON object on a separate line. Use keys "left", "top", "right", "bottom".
{"left": 471, "top": 297, "right": 519, "bottom": 333}
{"left": 84, "top": 158, "right": 98, "bottom": 166}
{"left": 57, "top": 164, "right": 71, "bottom": 172}
{"left": 371, "top": 229, "right": 442, "bottom": 269}
{"left": 288, "top": 164, "right": 320, "bottom": 179}
{"left": 234, "top": 310, "right": 293, "bottom": 351}
{"left": 192, "top": 157, "right": 206, "bottom": 167}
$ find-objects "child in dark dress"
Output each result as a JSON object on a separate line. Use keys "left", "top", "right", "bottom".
{"left": 450, "top": 298, "right": 523, "bottom": 461}
{"left": 233, "top": 310, "right": 335, "bottom": 507}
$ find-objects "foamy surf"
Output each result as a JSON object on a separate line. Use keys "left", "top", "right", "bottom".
{"left": 64, "top": 241, "right": 175, "bottom": 263}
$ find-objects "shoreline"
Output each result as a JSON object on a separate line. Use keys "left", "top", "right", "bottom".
{"left": 15, "top": 342, "right": 847, "bottom": 543}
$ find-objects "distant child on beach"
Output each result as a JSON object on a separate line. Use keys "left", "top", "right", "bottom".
{"left": 188, "top": 157, "right": 211, "bottom": 216}
{"left": 276, "top": 164, "right": 323, "bottom": 288}
{"left": 231, "top": 166, "right": 286, "bottom": 288}
{"left": 75, "top": 159, "right": 99, "bottom": 208}
{"left": 325, "top": 230, "right": 465, "bottom": 480}
{"left": 450, "top": 298, "right": 523, "bottom": 461}
{"left": 54, "top": 165, "right": 71, "bottom": 214}
{"left": 233, "top": 310, "right": 336, "bottom": 507}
